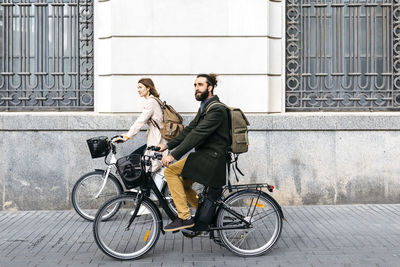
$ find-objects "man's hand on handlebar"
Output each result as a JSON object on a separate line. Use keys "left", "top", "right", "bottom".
{"left": 157, "top": 143, "right": 167, "bottom": 152}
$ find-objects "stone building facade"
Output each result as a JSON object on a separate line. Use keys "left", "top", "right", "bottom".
{"left": 0, "top": 0, "right": 399, "bottom": 210}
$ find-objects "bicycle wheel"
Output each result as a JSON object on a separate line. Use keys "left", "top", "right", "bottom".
{"left": 216, "top": 190, "right": 282, "bottom": 256}
{"left": 93, "top": 194, "right": 161, "bottom": 260}
{"left": 71, "top": 170, "right": 123, "bottom": 221}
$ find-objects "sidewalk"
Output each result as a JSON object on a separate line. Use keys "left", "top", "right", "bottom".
{"left": 0, "top": 204, "right": 399, "bottom": 267}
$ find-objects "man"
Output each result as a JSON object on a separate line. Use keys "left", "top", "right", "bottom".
{"left": 158, "top": 73, "right": 230, "bottom": 232}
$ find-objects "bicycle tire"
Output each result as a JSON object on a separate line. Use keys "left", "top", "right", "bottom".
{"left": 93, "top": 194, "right": 162, "bottom": 260}
{"left": 216, "top": 190, "right": 282, "bottom": 256}
{"left": 71, "top": 170, "right": 123, "bottom": 221}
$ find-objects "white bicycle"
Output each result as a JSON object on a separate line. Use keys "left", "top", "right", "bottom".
{"left": 71, "top": 136, "right": 181, "bottom": 221}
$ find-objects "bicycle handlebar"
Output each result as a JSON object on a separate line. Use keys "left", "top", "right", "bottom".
{"left": 146, "top": 146, "right": 161, "bottom": 152}
{"left": 111, "top": 135, "right": 124, "bottom": 143}
{"left": 143, "top": 146, "right": 163, "bottom": 162}
{"left": 102, "top": 139, "right": 163, "bottom": 166}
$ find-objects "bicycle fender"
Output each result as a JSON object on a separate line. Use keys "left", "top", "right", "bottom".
{"left": 263, "top": 192, "right": 285, "bottom": 220}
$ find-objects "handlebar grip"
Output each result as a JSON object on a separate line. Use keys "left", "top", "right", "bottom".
{"left": 147, "top": 146, "right": 161, "bottom": 151}
{"left": 111, "top": 135, "right": 124, "bottom": 143}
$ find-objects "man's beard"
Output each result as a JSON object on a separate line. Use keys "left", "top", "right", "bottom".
{"left": 195, "top": 90, "right": 209, "bottom": 101}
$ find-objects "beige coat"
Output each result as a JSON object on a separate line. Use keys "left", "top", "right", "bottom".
{"left": 125, "top": 95, "right": 167, "bottom": 171}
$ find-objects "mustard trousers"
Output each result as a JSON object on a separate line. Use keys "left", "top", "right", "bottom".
{"left": 164, "top": 157, "right": 198, "bottom": 220}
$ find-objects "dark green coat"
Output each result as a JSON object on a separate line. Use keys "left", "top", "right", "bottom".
{"left": 167, "top": 95, "right": 230, "bottom": 188}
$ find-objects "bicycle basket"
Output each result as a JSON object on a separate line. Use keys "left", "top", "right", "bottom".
{"left": 116, "top": 154, "right": 144, "bottom": 189}
{"left": 87, "top": 136, "right": 111, "bottom": 158}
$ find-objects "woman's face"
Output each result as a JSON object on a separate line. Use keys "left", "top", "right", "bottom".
{"left": 137, "top": 83, "right": 150, "bottom": 97}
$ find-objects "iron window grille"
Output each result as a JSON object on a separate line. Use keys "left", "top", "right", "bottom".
{"left": 286, "top": 0, "right": 400, "bottom": 110}
{"left": 0, "top": 0, "right": 93, "bottom": 111}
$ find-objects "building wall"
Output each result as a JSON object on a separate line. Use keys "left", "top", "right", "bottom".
{"left": 1, "top": 113, "right": 400, "bottom": 211}
{"left": 94, "top": 0, "right": 285, "bottom": 112}
{"left": 1, "top": 0, "right": 400, "bottom": 210}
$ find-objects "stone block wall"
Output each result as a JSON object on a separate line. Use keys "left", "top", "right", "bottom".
{"left": 1, "top": 112, "right": 399, "bottom": 210}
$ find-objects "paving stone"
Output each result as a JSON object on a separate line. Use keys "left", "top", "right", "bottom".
{"left": 0, "top": 205, "right": 399, "bottom": 266}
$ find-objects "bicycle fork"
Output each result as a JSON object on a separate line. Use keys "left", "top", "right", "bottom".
{"left": 94, "top": 166, "right": 112, "bottom": 199}
{"left": 94, "top": 154, "right": 117, "bottom": 199}
{"left": 125, "top": 193, "right": 144, "bottom": 231}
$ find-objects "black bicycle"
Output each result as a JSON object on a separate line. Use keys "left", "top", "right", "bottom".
{"left": 93, "top": 147, "right": 284, "bottom": 259}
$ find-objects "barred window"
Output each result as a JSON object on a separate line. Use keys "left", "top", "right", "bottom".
{"left": 286, "top": 0, "right": 400, "bottom": 110}
{"left": 0, "top": 0, "right": 93, "bottom": 111}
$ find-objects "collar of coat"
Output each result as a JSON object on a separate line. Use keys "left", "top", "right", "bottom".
{"left": 199, "top": 95, "right": 220, "bottom": 116}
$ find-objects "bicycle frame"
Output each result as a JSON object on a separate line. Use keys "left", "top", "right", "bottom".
{"left": 138, "top": 169, "right": 178, "bottom": 220}
{"left": 124, "top": 165, "right": 178, "bottom": 231}
{"left": 127, "top": 148, "right": 283, "bottom": 235}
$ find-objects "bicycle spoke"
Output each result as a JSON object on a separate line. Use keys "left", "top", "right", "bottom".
{"left": 250, "top": 209, "right": 276, "bottom": 223}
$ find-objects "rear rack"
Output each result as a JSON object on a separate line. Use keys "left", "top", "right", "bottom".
{"left": 222, "top": 183, "right": 275, "bottom": 194}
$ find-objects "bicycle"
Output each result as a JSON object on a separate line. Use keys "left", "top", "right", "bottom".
{"left": 71, "top": 136, "right": 179, "bottom": 221}
{"left": 93, "top": 146, "right": 284, "bottom": 259}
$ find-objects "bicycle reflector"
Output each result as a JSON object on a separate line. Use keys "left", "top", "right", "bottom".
{"left": 267, "top": 185, "right": 275, "bottom": 192}
{"left": 144, "top": 229, "right": 151, "bottom": 242}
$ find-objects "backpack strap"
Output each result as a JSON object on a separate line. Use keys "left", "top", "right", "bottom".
{"left": 226, "top": 152, "right": 244, "bottom": 192}
{"left": 226, "top": 153, "right": 233, "bottom": 192}
{"left": 153, "top": 96, "right": 165, "bottom": 108}
{"left": 206, "top": 102, "right": 228, "bottom": 113}
{"left": 149, "top": 97, "right": 164, "bottom": 130}
{"left": 149, "top": 118, "right": 161, "bottom": 130}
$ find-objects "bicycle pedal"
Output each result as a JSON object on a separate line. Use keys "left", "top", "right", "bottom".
{"left": 181, "top": 229, "right": 200, "bottom": 238}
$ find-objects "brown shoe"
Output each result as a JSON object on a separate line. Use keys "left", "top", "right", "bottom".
{"left": 164, "top": 217, "right": 195, "bottom": 232}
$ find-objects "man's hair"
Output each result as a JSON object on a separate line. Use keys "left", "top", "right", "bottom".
{"left": 197, "top": 73, "right": 218, "bottom": 93}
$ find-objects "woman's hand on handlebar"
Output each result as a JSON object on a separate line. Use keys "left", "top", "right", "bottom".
{"left": 157, "top": 143, "right": 167, "bottom": 152}
{"left": 112, "top": 135, "right": 128, "bottom": 143}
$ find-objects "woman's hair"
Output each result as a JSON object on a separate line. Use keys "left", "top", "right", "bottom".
{"left": 197, "top": 73, "right": 218, "bottom": 93}
{"left": 138, "top": 78, "right": 160, "bottom": 98}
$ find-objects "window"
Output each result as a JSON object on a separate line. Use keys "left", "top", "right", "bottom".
{"left": 286, "top": 0, "right": 400, "bottom": 110}
{"left": 0, "top": 0, "right": 93, "bottom": 110}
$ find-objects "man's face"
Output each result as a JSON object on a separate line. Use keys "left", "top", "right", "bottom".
{"left": 194, "top": 77, "right": 211, "bottom": 101}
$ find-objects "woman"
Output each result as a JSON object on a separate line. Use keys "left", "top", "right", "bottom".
{"left": 114, "top": 78, "right": 167, "bottom": 172}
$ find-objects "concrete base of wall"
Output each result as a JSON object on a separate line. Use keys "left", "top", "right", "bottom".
{"left": 1, "top": 112, "right": 400, "bottom": 210}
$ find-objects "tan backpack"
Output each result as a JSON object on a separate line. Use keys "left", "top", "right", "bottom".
{"left": 206, "top": 102, "right": 250, "bottom": 154}
{"left": 151, "top": 97, "right": 184, "bottom": 141}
